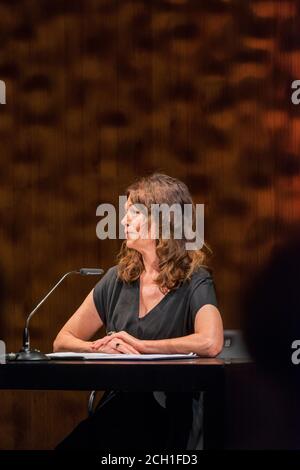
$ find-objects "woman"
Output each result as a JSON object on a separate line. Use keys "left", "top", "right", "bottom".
{"left": 54, "top": 173, "right": 223, "bottom": 450}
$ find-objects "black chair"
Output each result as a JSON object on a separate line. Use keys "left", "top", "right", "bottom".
{"left": 217, "top": 329, "right": 251, "bottom": 361}
{"left": 88, "top": 390, "right": 117, "bottom": 417}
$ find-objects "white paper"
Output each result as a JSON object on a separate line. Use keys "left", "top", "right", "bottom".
{"left": 46, "top": 352, "right": 198, "bottom": 360}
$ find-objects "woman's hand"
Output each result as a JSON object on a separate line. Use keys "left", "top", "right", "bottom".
{"left": 94, "top": 338, "right": 141, "bottom": 354}
{"left": 92, "top": 331, "right": 146, "bottom": 354}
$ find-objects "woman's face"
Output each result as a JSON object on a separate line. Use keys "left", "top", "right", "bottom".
{"left": 121, "top": 197, "right": 154, "bottom": 252}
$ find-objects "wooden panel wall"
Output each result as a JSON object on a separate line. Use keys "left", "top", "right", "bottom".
{"left": 0, "top": 0, "right": 299, "bottom": 449}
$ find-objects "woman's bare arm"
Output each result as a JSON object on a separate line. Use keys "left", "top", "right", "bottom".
{"left": 53, "top": 290, "right": 104, "bottom": 352}
{"left": 141, "top": 305, "right": 223, "bottom": 356}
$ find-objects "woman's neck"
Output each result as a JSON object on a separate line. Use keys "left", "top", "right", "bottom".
{"left": 140, "top": 248, "right": 159, "bottom": 277}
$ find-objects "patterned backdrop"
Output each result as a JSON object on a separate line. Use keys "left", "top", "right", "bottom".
{"left": 0, "top": 0, "right": 299, "bottom": 449}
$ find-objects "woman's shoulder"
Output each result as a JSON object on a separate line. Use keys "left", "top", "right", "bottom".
{"left": 94, "top": 265, "right": 118, "bottom": 289}
{"left": 176, "top": 266, "right": 214, "bottom": 294}
{"left": 190, "top": 266, "right": 213, "bottom": 281}
{"left": 105, "top": 265, "right": 118, "bottom": 279}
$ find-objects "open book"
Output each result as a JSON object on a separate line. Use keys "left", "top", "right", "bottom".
{"left": 46, "top": 352, "right": 198, "bottom": 361}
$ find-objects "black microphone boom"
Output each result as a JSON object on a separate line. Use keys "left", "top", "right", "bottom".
{"left": 80, "top": 268, "right": 104, "bottom": 275}
{"left": 15, "top": 268, "right": 104, "bottom": 361}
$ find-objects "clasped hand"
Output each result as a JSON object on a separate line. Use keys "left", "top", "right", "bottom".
{"left": 91, "top": 331, "right": 146, "bottom": 355}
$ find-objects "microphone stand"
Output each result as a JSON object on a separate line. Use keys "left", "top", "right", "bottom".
{"left": 15, "top": 268, "right": 104, "bottom": 361}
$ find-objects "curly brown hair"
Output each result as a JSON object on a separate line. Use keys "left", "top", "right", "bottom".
{"left": 117, "top": 173, "right": 212, "bottom": 292}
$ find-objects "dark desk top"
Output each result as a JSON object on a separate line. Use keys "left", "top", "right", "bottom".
{"left": 0, "top": 358, "right": 252, "bottom": 391}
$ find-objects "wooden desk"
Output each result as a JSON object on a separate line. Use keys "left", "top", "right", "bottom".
{"left": 0, "top": 358, "right": 253, "bottom": 449}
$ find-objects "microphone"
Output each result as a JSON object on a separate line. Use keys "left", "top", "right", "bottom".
{"left": 15, "top": 268, "right": 104, "bottom": 361}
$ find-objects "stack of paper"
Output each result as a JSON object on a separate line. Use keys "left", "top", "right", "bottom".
{"left": 47, "top": 352, "right": 198, "bottom": 360}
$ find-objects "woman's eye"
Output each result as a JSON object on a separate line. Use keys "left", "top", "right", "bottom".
{"left": 130, "top": 208, "right": 140, "bottom": 215}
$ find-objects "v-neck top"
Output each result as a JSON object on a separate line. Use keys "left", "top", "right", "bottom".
{"left": 93, "top": 265, "right": 218, "bottom": 339}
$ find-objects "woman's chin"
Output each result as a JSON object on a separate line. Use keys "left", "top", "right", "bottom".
{"left": 126, "top": 238, "right": 142, "bottom": 250}
{"left": 126, "top": 238, "right": 135, "bottom": 248}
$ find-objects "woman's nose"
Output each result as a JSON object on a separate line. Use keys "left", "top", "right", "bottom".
{"left": 121, "top": 213, "right": 131, "bottom": 226}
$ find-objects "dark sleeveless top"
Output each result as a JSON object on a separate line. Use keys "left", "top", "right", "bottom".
{"left": 93, "top": 265, "right": 218, "bottom": 338}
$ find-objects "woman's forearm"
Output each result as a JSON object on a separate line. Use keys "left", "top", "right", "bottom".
{"left": 142, "top": 333, "right": 221, "bottom": 357}
{"left": 53, "top": 332, "right": 94, "bottom": 353}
